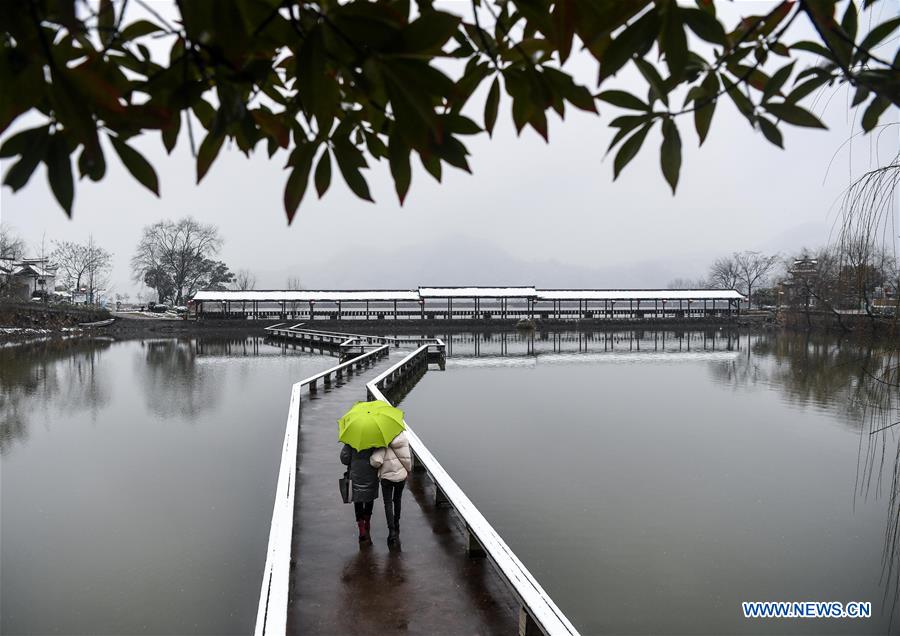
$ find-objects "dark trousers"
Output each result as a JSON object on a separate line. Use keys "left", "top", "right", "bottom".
{"left": 381, "top": 479, "right": 405, "bottom": 531}
{"left": 353, "top": 501, "right": 374, "bottom": 521}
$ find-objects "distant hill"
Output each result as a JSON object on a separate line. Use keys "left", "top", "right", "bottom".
{"left": 260, "top": 235, "right": 711, "bottom": 290}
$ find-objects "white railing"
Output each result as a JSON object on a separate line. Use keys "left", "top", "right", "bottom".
{"left": 265, "top": 323, "right": 449, "bottom": 348}
{"left": 257, "top": 326, "right": 577, "bottom": 635}
{"left": 365, "top": 348, "right": 579, "bottom": 636}
{"left": 254, "top": 343, "right": 389, "bottom": 636}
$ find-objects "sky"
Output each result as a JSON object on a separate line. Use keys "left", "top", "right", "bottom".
{"left": 1, "top": 1, "right": 898, "bottom": 298}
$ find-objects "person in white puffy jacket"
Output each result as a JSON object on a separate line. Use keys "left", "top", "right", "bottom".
{"left": 370, "top": 431, "right": 412, "bottom": 547}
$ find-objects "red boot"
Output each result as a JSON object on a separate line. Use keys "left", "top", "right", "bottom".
{"left": 362, "top": 515, "right": 373, "bottom": 544}
{"left": 357, "top": 520, "right": 367, "bottom": 543}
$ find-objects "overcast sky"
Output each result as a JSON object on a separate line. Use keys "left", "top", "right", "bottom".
{"left": 1, "top": 1, "right": 897, "bottom": 297}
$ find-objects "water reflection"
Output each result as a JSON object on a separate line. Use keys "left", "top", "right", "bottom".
{"left": 1, "top": 337, "right": 334, "bottom": 635}
{"left": 4, "top": 329, "right": 897, "bottom": 633}
{"left": 136, "top": 338, "right": 210, "bottom": 418}
{"left": 0, "top": 337, "right": 112, "bottom": 454}
{"left": 424, "top": 327, "right": 743, "bottom": 359}
{"left": 392, "top": 328, "right": 900, "bottom": 633}
{"left": 710, "top": 331, "right": 900, "bottom": 625}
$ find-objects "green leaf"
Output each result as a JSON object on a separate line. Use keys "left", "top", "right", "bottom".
{"left": 598, "top": 9, "right": 659, "bottom": 83}
{"left": 297, "top": 27, "right": 338, "bottom": 131}
{"left": 484, "top": 76, "right": 500, "bottom": 136}
{"left": 77, "top": 133, "right": 106, "bottom": 182}
{"left": 606, "top": 114, "right": 651, "bottom": 155}
{"left": 388, "top": 136, "right": 411, "bottom": 204}
{"left": 660, "top": 4, "right": 688, "bottom": 80}
{"left": 314, "top": 148, "right": 331, "bottom": 198}
{"left": 364, "top": 132, "right": 387, "bottom": 159}
{"left": 252, "top": 109, "right": 290, "bottom": 149}
{"left": 196, "top": 130, "right": 225, "bottom": 183}
{"left": 693, "top": 72, "right": 718, "bottom": 146}
{"left": 597, "top": 90, "right": 648, "bottom": 111}
{"left": 857, "top": 17, "right": 900, "bottom": 62}
{"left": 758, "top": 117, "right": 783, "bottom": 148}
{"left": 841, "top": 1, "right": 858, "bottom": 45}
{"left": 861, "top": 96, "right": 890, "bottom": 132}
{"left": 694, "top": 99, "right": 715, "bottom": 147}
{"left": 420, "top": 152, "right": 442, "bottom": 182}
{"left": 119, "top": 19, "right": 163, "bottom": 41}
{"left": 613, "top": 122, "right": 653, "bottom": 179}
{"left": 762, "top": 61, "right": 794, "bottom": 101}
{"left": 765, "top": 102, "right": 827, "bottom": 128}
{"left": 333, "top": 140, "right": 373, "bottom": 201}
{"left": 660, "top": 118, "right": 681, "bottom": 193}
{"left": 721, "top": 76, "right": 755, "bottom": 124}
{"left": 681, "top": 7, "right": 726, "bottom": 45}
{"left": 161, "top": 113, "right": 181, "bottom": 154}
{"left": 445, "top": 114, "right": 481, "bottom": 135}
{"left": 542, "top": 67, "right": 597, "bottom": 113}
{"left": 851, "top": 86, "right": 869, "bottom": 107}
{"left": 110, "top": 136, "right": 160, "bottom": 195}
{"left": 634, "top": 58, "right": 669, "bottom": 106}
{"left": 44, "top": 134, "right": 74, "bottom": 215}
{"left": 0, "top": 125, "right": 50, "bottom": 158}
{"left": 3, "top": 126, "right": 50, "bottom": 191}
{"left": 551, "top": 0, "right": 577, "bottom": 62}
{"left": 98, "top": 0, "right": 115, "bottom": 47}
{"left": 400, "top": 11, "right": 461, "bottom": 53}
{"left": 283, "top": 143, "right": 316, "bottom": 223}
{"left": 786, "top": 75, "right": 831, "bottom": 104}
{"left": 770, "top": 42, "right": 790, "bottom": 57}
{"left": 790, "top": 40, "right": 834, "bottom": 60}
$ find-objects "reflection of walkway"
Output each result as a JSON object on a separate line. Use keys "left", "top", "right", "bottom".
{"left": 288, "top": 352, "right": 516, "bottom": 633}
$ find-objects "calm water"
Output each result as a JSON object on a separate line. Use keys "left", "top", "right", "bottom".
{"left": 1, "top": 337, "right": 333, "bottom": 635}
{"left": 2, "top": 330, "right": 898, "bottom": 635}
{"left": 399, "top": 330, "right": 900, "bottom": 635}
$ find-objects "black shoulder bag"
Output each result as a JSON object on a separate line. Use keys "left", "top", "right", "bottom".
{"left": 339, "top": 454, "right": 352, "bottom": 504}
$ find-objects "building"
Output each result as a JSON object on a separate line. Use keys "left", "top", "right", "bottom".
{"left": 778, "top": 258, "right": 819, "bottom": 308}
{"left": 191, "top": 287, "right": 745, "bottom": 321}
{"left": 0, "top": 258, "right": 58, "bottom": 300}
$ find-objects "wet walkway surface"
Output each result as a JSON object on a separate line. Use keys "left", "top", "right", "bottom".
{"left": 287, "top": 351, "right": 518, "bottom": 634}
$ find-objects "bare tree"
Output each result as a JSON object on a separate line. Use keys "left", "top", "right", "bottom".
{"left": 667, "top": 277, "right": 707, "bottom": 289}
{"left": 53, "top": 236, "right": 111, "bottom": 304}
{"left": 52, "top": 241, "right": 90, "bottom": 294}
{"left": 0, "top": 223, "right": 26, "bottom": 259}
{"left": 734, "top": 251, "right": 780, "bottom": 309}
{"left": 232, "top": 269, "right": 257, "bottom": 291}
{"left": 0, "top": 223, "right": 27, "bottom": 296}
{"left": 84, "top": 236, "right": 111, "bottom": 304}
{"left": 708, "top": 255, "right": 741, "bottom": 290}
{"left": 131, "top": 218, "right": 223, "bottom": 304}
{"left": 286, "top": 276, "right": 302, "bottom": 316}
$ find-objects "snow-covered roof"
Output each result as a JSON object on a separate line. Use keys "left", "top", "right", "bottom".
{"left": 193, "top": 288, "right": 745, "bottom": 302}
{"left": 419, "top": 286, "right": 537, "bottom": 298}
{"left": 192, "top": 290, "right": 420, "bottom": 302}
{"left": 10, "top": 263, "right": 56, "bottom": 277}
{"left": 536, "top": 289, "right": 745, "bottom": 301}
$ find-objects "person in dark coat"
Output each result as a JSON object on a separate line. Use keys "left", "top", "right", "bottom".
{"left": 340, "top": 444, "right": 380, "bottom": 544}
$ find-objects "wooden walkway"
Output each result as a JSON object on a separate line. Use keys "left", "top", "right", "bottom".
{"left": 287, "top": 352, "right": 519, "bottom": 634}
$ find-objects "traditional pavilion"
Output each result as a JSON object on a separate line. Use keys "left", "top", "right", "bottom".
{"left": 191, "top": 287, "right": 744, "bottom": 321}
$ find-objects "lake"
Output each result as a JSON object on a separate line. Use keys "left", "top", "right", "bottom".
{"left": 2, "top": 329, "right": 898, "bottom": 634}
{"left": 1, "top": 337, "right": 333, "bottom": 635}
{"left": 399, "top": 329, "right": 900, "bottom": 635}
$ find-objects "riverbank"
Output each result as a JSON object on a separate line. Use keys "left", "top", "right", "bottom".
{"left": 3, "top": 302, "right": 894, "bottom": 343}
{"left": 0, "top": 314, "right": 760, "bottom": 343}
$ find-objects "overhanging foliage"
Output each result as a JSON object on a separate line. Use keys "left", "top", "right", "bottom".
{"left": 1, "top": 0, "right": 897, "bottom": 220}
